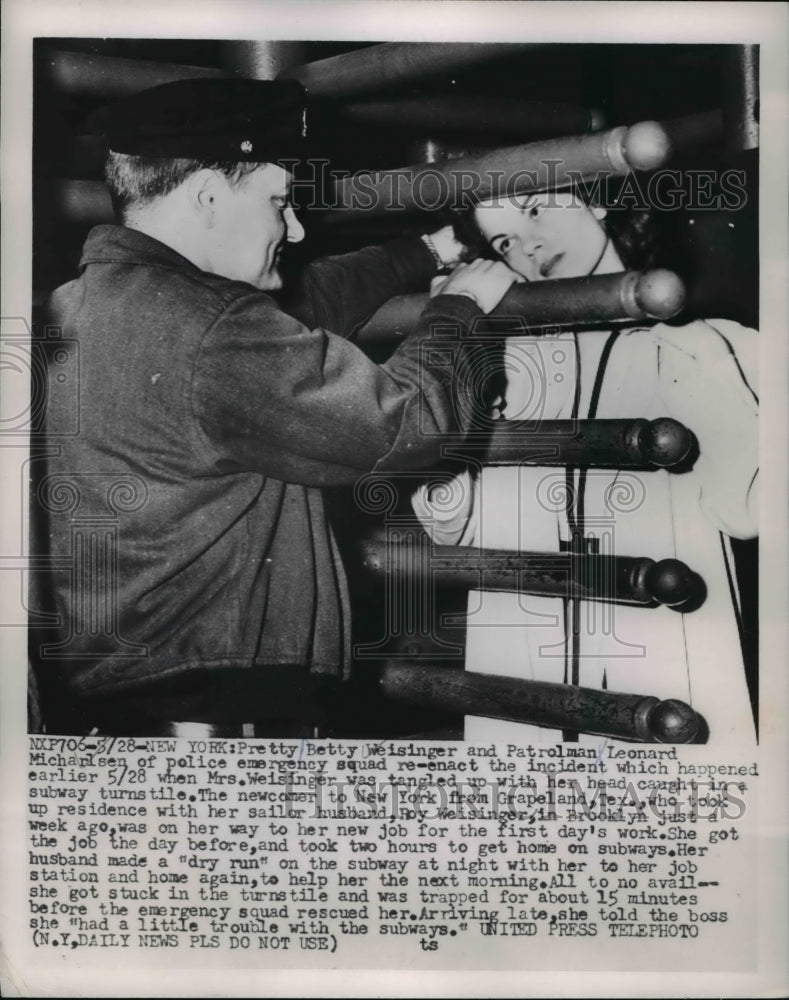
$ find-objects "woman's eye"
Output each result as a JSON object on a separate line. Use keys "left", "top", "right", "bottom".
{"left": 528, "top": 203, "right": 541, "bottom": 219}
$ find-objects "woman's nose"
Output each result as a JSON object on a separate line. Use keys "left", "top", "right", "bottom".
{"left": 285, "top": 207, "right": 305, "bottom": 244}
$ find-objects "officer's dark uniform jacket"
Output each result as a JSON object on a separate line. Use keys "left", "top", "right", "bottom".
{"left": 36, "top": 225, "right": 481, "bottom": 707}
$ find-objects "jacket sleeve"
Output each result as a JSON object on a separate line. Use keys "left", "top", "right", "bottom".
{"left": 190, "top": 290, "right": 482, "bottom": 487}
{"left": 277, "top": 237, "right": 436, "bottom": 337}
{"left": 654, "top": 318, "right": 758, "bottom": 540}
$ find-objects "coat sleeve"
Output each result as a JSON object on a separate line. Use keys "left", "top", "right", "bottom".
{"left": 653, "top": 318, "right": 759, "bottom": 540}
{"left": 190, "top": 290, "right": 482, "bottom": 487}
{"left": 277, "top": 237, "right": 437, "bottom": 337}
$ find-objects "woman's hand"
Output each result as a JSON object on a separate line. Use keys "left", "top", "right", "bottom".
{"left": 430, "top": 259, "right": 519, "bottom": 314}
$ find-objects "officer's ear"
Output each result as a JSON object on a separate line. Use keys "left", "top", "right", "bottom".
{"left": 188, "top": 169, "right": 223, "bottom": 226}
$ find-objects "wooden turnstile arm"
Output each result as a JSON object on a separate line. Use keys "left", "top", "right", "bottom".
{"left": 378, "top": 663, "right": 704, "bottom": 743}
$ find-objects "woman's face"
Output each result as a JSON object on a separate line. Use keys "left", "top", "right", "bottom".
{"left": 474, "top": 190, "right": 609, "bottom": 282}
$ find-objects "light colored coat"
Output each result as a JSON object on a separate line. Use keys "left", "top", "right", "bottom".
{"left": 414, "top": 319, "right": 758, "bottom": 742}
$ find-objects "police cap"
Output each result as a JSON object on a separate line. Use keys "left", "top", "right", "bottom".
{"left": 90, "top": 78, "right": 311, "bottom": 163}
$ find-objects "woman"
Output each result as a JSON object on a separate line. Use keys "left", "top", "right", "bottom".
{"left": 413, "top": 187, "right": 758, "bottom": 743}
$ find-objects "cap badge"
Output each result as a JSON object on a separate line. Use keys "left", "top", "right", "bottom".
{"left": 240, "top": 139, "right": 253, "bottom": 153}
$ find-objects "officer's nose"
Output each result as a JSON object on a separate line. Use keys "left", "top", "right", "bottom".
{"left": 285, "top": 207, "right": 305, "bottom": 244}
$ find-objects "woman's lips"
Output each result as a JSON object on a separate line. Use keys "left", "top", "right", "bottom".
{"left": 539, "top": 252, "right": 564, "bottom": 278}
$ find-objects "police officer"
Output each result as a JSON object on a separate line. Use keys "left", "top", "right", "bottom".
{"left": 34, "top": 78, "right": 515, "bottom": 735}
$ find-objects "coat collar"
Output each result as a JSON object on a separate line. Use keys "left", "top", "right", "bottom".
{"left": 80, "top": 225, "right": 201, "bottom": 274}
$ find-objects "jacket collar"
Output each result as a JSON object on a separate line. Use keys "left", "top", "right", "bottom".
{"left": 80, "top": 225, "right": 202, "bottom": 274}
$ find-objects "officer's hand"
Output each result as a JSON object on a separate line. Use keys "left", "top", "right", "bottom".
{"left": 431, "top": 259, "right": 518, "bottom": 314}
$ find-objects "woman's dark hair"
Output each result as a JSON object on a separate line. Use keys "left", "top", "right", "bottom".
{"left": 451, "top": 175, "right": 679, "bottom": 274}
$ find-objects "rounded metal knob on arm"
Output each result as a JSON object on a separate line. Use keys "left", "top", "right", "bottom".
{"left": 622, "top": 120, "right": 674, "bottom": 171}
{"left": 637, "top": 558, "right": 705, "bottom": 609}
{"left": 635, "top": 417, "right": 694, "bottom": 467}
{"left": 633, "top": 268, "right": 687, "bottom": 319}
{"left": 642, "top": 698, "right": 702, "bottom": 743}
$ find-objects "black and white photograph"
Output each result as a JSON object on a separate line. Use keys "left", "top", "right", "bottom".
{"left": 26, "top": 35, "right": 761, "bottom": 744}
{"left": 2, "top": 2, "right": 787, "bottom": 997}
